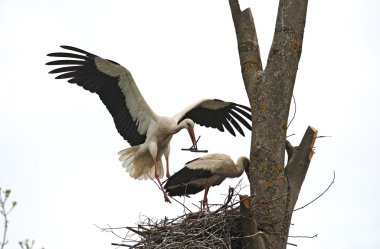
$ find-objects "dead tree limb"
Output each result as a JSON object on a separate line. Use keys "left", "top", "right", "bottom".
{"left": 285, "top": 126, "right": 318, "bottom": 196}
{"left": 239, "top": 195, "right": 265, "bottom": 249}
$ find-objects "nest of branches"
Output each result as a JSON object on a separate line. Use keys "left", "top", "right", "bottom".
{"left": 128, "top": 209, "right": 242, "bottom": 248}
{"left": 107, "top": 187, "right": 257, "bottom": 249}
{"left": 98, "top": 172, "right": 335, "bottom": 248}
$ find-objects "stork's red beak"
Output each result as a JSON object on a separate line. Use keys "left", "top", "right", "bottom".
{"left": 187, "top": 127, "right": 197, "bottom": 150}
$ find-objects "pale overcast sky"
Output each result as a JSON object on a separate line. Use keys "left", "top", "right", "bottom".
{"left": 1, "top": 0, "right": 379, "bottom": 248}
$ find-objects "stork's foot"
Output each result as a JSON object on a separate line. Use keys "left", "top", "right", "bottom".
{"left": 201, "top": 200, "right": 210, "bottom": 212}
{"left": 163, "top": 192, "right": 171, "bottom": 203}
{"left": 157, "top": 180, "right": 171, "bottom": 203}
{"left": 166, "top": 172, "right": 171, "bottom": 178}
{"left": 202, "top": 205, "right": 210, "bottom": 212}
{"left": 154, "top": 171, "right": 171, "bottom": 203}
{"left": 205, "top": 205, "right": 210, "bottom": 212}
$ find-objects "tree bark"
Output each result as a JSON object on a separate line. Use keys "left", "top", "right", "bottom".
{"left": 239, "top": 195, "right": 264, "bottom": 249}
{"left": 228, "top": 0, "right": 314, "bottom": 248}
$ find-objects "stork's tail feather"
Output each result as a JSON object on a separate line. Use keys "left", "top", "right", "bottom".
{"left": 118, "top": 147, "right": 164, "bottom": 180}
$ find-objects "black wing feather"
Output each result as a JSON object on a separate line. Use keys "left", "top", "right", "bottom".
{"left": 47, "top": 45, "right": 146, "bottom": 146}
{"left": 47, "top": 52, "right": 89, "bottom": 60}
{"left": 178, "top": 99, "right": 252, "bottom": 137}
{"left": 234, "top": 103, "right": 251, "bottom": 112}
{"left": 46, "top": 59, "right": 86, "bottom": 66}
{"left": 221, "top": 115, "right": 236, "bottom": 136}
{"left": 164, "top": 165, "right": 213, "bottom": 196}
{"left": 229, "top": 109, "right": 252, "bottom": 132}
{"left": 49, "top": 66, "right": 84, "bottom": 74}
{"left": 60, "top": 45, "right": 94, "bottom": 56}
{"left": 55, "top": 71, "right": 78, "bottom": 79}
{"left": 232, "top": 105, "right": 252, "bottom": 120}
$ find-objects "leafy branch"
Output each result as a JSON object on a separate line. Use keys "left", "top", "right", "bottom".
{"left": 0, "top": 188, "right": 17, "bottom": 249}
{"left": 0, "top": 187, "right": 44, "bottom": 249}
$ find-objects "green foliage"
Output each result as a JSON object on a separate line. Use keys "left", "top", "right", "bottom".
{"left": 0, "top": 187, "right": 16, "bottom": 249}
{"left": 0, "top": 187, "right": 44, "bottom": 249}
{"left": 19, "top": 239, "right": 44, "bottom": 249}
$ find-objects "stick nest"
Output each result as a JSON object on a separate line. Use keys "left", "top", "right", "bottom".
{"left": 109, "top": 188, "right": 253, "bottom": 249}
{"left": 133, "top": 210, "right": 243, "bottom": 248}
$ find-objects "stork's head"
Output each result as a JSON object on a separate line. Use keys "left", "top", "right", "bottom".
{"left": 238, "top": 156, "right": 251, "bottom": 182}
{"left": 182, "top": 119, "right": 196, "bottom": 149}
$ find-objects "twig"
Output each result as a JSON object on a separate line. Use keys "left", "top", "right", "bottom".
{"left": 210, "top": 193, "right": 255, "bottom": 217}
{"left": 111, "top": 242, "right": 131, "bottom": 247}
{"left": 168, "top": 196, "right": 192, "bottom": 214}
{"left": 147, "top": 175, "right": 162, "bottom": 191}
{"left": 192, "top": 203, "right": 201, "bottom": 210}
{"left": 181, "top": 136, "right": 208, "bottom": 153}
{"left": 316, "top": 135, "right": 332, "bottom": 139}
{"left": 294, "top": 171, "right": 335, "bottom": 211}
{"left": 286, "top": 133, "right": 296, "bottom": 138}
{"left": 252, "top": 192, "right": 289, "bottom": 209}
{"left": 126, "top": 227, "right": 146, "bottom": 238}
{"left": 287, "top": 94, "right": 297, "bottom": 128}
{"left": 232, "top": 231, "right": 264, "bottom": 239}
{"left": 211, "top": 187, "right": 235, "bottom": 214}
{"left": 147, "top": 174, "right": 171, "bottom": 203}
{"left": 181, "top": 148, "right": 209, "bottom": 153}
{"left": 288, "top": 234, "right": 318, "bottom": 238}
{"left": 94, "top": 224, "right": 133, "bottom": 241}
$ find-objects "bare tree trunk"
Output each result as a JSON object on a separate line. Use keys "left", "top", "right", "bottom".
{"left": 229, "top": 0, "right": 317, "bottom": 248}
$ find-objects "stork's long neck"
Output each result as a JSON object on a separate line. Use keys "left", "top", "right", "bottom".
{"left": 174, "top": 120, "right": 188, "bottom": 134}
{"left": 157, "top": 117, "right": 186, "bottom": 135}
{"left": 235, "top": 156, "right": 250, "bottom": 178}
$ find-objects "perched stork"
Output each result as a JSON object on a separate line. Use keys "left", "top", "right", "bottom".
{"left": 46, "top": 45, "right": 252, "bottom": 203}
{"left": 163, "top": 154, "right": 250, "bottom": 210}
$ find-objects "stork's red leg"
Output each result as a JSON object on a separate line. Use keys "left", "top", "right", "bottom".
{"left": 203, "top": 185, "right": 210, "bottom": 211}
{"left": 164, "top": 147, "right": 171, "bottom": 178}
{"left": 153, "top": 156, "right": 171, "bottom": 203}
{"left": 165, "top": 156, "right": 170, "bottom": 178}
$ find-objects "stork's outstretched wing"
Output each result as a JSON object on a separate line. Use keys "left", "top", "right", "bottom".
{"left": 174, "top": 99, "right": 252, "bottom": 136}
{"left": 47, "top": 45, "right": 158, "bottom": 146}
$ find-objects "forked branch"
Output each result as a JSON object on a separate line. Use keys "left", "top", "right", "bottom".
{"left": 228, "top": 0, "right": 262, "bottom": 104}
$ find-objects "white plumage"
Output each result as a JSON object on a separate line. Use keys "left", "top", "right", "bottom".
{"left": 47, "top": 46, "right": 252, "bottom": 202}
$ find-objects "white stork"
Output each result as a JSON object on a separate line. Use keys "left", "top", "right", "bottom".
{"left": 46, "top": 45, "right": 252, "bottom": 203}
{"left": 163, "top": 153, "right": 250, "bottom": 210}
